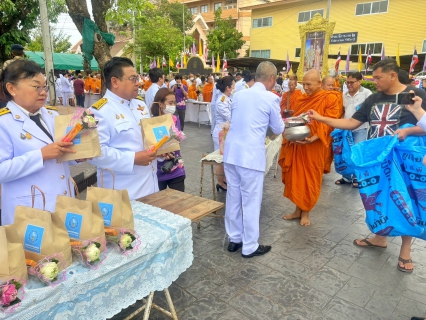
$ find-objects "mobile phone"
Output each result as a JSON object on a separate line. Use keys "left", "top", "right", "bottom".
{"left": 396, "top": 92, "right": 415, "bottom": 105}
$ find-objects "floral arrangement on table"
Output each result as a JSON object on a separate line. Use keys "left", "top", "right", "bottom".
{"left": 70, "top": 240, "right": 106, "bottom": 269}
{"left": 62, "top": 107, "right": 99, "bottom": 142}
{"left": 25, "top": 254, "right": 66, "bottom": 286}
{"left": 0, "top": 279, "right": 26, "bottom": 313}
{"left": 105, "top": 228, "right": 140, "bottom": 255}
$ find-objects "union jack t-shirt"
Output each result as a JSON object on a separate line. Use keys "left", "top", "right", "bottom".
{"left": 352, "top": 87, "right": 426, "bottom": 140}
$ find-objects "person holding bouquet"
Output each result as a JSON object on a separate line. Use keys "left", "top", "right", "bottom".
{"left": 171, "top": 74, "right": 188, "bottom": 131}
{"left": 212, "top": 76, "right": 235, "bottom": 192}
{"left": 0, "top": 60, "right": 77, "bottom": 225}
{"left": 150, "top": 88, "right": 186, "bottom": 192}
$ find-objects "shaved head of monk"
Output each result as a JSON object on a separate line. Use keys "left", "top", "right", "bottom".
{"left": 322, "top": 76, "right": 334, "bottom": 91}
{"left": 303, "top": 69, "right": 322, "bottom": 96}
{"left": 288, "top": 79, "right": 297, "bottom": 92}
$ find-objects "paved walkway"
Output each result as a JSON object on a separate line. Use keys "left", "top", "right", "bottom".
{"left": 105, "top": 122, "right": 426, "bottom": 320}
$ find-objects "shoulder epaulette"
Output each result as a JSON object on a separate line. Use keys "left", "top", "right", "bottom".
{"left": 92, "top": 98, "right": 108, "bottom": 110}
{"left": 45, "top": 106, "right": 58, "bottom": 111}
{"left": 0, "top": 107, "right": 11, "bottom": 116}
{"left": 136, "top": 96, "right": 144, "bottom": 101}
{"left": 221, "top": 95, "right": 226, "bottom": 102}
{"left": 245, "top": 84, "right": 249, "bottom": 89}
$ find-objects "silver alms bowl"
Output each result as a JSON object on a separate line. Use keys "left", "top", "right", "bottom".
{"left": 284, "top": 125, "right": 311, "bottom": 142}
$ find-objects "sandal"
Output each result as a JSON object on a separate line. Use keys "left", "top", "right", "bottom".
{"left": 335, "top": 178, "right": 347, "bottom": 185}
{"left": 353, "top": 238, "right": 387, "bottom": 249}
{"left": 398, "top": 256, "right": 414, "bottom": 273}
{"left": 352, "top": 178, "right": 359, "bottom": 188}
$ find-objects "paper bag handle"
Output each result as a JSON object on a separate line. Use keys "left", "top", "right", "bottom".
{"left": 31, "top": 185, "right": 46, "bottom": 210}
{"left": 99, "top": 168, "right": 115, "bottom": 190}
{"left": 67, "top": 177, "right": 80, "bottom": 200}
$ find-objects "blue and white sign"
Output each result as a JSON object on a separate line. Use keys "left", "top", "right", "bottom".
{"left": 24, "top": 224, "right": 45, "bottom": 253}
{"left": 152, "top": 125, "right": 169, "bottom": 142}
{"left": 330, "top": 32, "right": 358, "bottom": 44}
{"left": 99, "top": 202, "right": 114, "bottom": 226}
{"left": 65, "top": 212, "right": 83, "bottom": 239}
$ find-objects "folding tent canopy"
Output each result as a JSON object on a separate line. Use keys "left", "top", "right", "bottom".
{"left": 25, "top": 51, "right": 99, "bottom": 70}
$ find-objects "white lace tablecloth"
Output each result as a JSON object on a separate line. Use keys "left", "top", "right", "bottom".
{"left": 201, "top": 135, "right": 283, "bottom": 175}
{"left": 2, "top": 201, "right": 193, "bottom": 320}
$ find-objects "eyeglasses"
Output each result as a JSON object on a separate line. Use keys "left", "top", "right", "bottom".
{"left": 122, "top": 76, "right": 139, "bottom": 83}
{"left": 346, "top": 81, "right": 359, "bottom": 85}
{"left": 29, "top": 85, "right": 49, "bottom": 93}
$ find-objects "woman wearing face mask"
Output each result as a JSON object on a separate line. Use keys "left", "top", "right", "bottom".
{"left": 213, "top": 76, "right": 235, "bottom": 192}
{"left": 151, "top": 88, "right": 186, "bottom": 192}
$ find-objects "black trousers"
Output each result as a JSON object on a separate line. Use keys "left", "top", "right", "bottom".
{"left": 177, "top": 109, "right": 186, "bottom": 131}
{"left": 158, "top": 175, "right": 185, "bottom": 192}
{"left": 75, "top": 94, "right": 85, "bottom": 107}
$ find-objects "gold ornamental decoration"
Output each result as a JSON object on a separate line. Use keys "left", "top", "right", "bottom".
{"left": 296, "top": 13, "right": 336, "bottom": 80}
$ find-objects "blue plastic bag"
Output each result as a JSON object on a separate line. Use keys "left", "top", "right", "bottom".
{"left": 331, "top": 129, "right": 354, "bottom": 177}
{"left": 350, "top": 134, "right": 426, "bottom": 239}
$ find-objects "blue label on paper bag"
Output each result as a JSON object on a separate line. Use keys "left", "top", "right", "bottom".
{"left": 65, "top": 212, "right": 83, "bottom": 239}
{"left": 24, "top": 224, "right": 45, "bottom": 253}
{"left": 152, "top": 125, "right": 168, "bottom": 142}
{"left": 66, "top": 126, "right": 81, "bottom": 145}
{"left": 99, "top": 202, "right": 114, "bottom": 226}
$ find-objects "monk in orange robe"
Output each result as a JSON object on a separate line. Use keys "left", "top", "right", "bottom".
{"left": 202, "top": 75, "right": 214, "bottom": 102}
{"left": 188, "top": 82, "right": 198, "bottom": 99}
{"left": 143, "top": 78, "right": 152, "bottom": 91}
{"left": 85, "top": 74, "right": 94, "bottom": 92}
{"left": 279, "top": 70, "right": 340, "bottom": 226}
{"left": 334, "top": 74, "right": 341, "bottom": 90}
{"left": 93, "top": 74, "right": 102, "bottom": 93}
{"left": 280, "top": 79, "right": 303, "bottom": 116}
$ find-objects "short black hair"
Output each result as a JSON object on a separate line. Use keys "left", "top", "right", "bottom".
{"left": 216, "top": 75, "right": 234, "bottom": 93}
{"left": 372, "top": 58, "right": 399, "bottom": 74}
{"left": 174, "top": 74, "right": 182, "bottom": 80}
{"left": 201, "top": 76, "right": 206, "bottom": 82}
{"left": 236, "top": 72, "right": 242, "bottom": 77}
{"left": 242, "top": 70, "right": 251, "bottom": 82}
{"left": 250, "top": 73, "right": 256, "bottom": 81}
{"left": 398, "top": 69, "right": 409, "bottom": 85}
{"left": 0, "top": 59, "right": 43, "bottom": 100}
{"left": 149, "top": 68, "right": 164, "bottom": 83}
{"left": 347, "top": 72, "right": 363, "bottom": 81}
{"left": 103, "top": 57, "right": 134, "bottom": 90}
{"left": 78, "top": 74, "right": 83, "bottom": 79}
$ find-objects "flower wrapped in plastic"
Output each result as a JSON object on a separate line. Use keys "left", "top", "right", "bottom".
{"left": 25, "top": 253, "right": 66, "bottom": 286}
{"left": 219, "top": 121, "right": 230, "bottom": 155}
{"left": 105, "top": 228, "right": 141, "bottom": 255}
{"left": 70, "top": 239, "right": 107, "bottom": 269}
{"left": 0, "top": 278, "right": 26, "bottom": 313}
{"left": 62, "top": 107, "right": 99, "bottom": 142}
{"left": 147, "top": 123, "right": 186, "bottom": 152}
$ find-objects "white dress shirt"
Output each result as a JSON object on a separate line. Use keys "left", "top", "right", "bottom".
{"left": 343, "top": 86, "right": 372, "bottom": 131}
{"left": 144, "top": 83, "right": 161, "bottom": 109}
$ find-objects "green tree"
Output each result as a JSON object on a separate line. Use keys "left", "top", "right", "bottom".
{"left": 0, "top": 0, "right": 66, "bottom": 64}
{"left": 206, "top": 7, "right": 245, "bottom": 59}
{"left": 27, "top": 27, "right": 72, "bottom": 53}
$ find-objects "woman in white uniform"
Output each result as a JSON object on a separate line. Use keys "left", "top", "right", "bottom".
{"left": 0, "top": 60, "right": 76, "bottom": 225}
{"left": 212, "top": 76, "right": 235, "bottom": 191}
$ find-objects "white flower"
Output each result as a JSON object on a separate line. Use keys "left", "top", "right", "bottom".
{"left": 87, "top": 116, "right": 97, "bottom": 128}
{"left": 84, "top": 243, "right": 101, "bottom": 263}
{"left": 41, "top": 262, "right": 59, "bottom": 281}
{"left": 119, "top": 234, "right": 133, "bottom": 249}
{"left": 82, "top": 117, "right": 89, "bottom": 123}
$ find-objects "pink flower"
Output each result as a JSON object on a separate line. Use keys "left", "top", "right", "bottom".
{"left": 1, "top": 284, "right": 17, "bottom": 306}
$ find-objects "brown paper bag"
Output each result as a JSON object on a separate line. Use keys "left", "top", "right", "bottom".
{"left": 55, "top": 178, "right": 106, "bottom": 251}
{"left": 13, "top": 186, "right": 72, "bottom": 270}
{"left": 54, "top": 113, "right": 101, "bottom": 162}
{"left": 0, "top": 225, "right": 28, "bottom": 282}
{"left": 141, "top": 114, "right": 180, "bottom": 154}
{"left": 86, "top": 169, "right": 134, "bottom": 230}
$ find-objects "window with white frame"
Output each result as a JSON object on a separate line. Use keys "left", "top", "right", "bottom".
{"left": 355, "top": 0, "right": 388, "bottom": 16}
{"left": 214, "top": 2, "right": 222, "bottom": 11}
{"left": 251, "top": 50, "right": 271, "bottom": 59}
{"left": 350, "top": 43, "right": 383, "bottom": 55}
{"left": 298, "top": 9, "right": 324, "bottom": 23}
{"left": 189, "top": 6, "right": 198, "bottom": 14}
{"left": 252, "top": 17, "right": 272, "bottom": 28}
{"left": 200, "top": 5, "right": 208, "bottom": 13}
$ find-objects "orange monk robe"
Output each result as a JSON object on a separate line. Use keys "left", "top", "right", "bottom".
{"left": 202, "top": 83, "right": 214, "bottom": 102}
{"left": 93, "top": 78, "right": 101, "bottom": 93}
{"left": 188, "top": 83, "right": 198, "bottom": 99}
{"left": 280, "top": 90, "right": 303, "bottom": 115}
{"left": 278, "top": 90, "right": 340, "bottom": 212}
{"left": 182, "top": 79, "right": 189, "bottom": 88}
{"left": 143, "top": 79, "right": 152, "bottom": 91}
{"left": 85, "top": 77, "right": 94, "bottom": 92}
{"left": 334, "top": 79, "right": 340, "bottom": 90}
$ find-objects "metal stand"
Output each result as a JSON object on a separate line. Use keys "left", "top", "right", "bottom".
{"left": 124, "top": 288, "right": 178, "bottom": 320}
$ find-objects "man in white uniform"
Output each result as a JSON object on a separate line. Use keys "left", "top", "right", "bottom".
{"left": 60, "top": 73, "right": 73, "bottom": 106}
{"left": 144, "top": 68, "right": 164, "bottom": 109}
{"left": 223, "top": 61, "right": 285, "bottom": 258}
{"left": 89, "top": 57, "right": 158, "bottom": 200}
{"left": 235, "top": 71, "right": 249, "bottom": 92}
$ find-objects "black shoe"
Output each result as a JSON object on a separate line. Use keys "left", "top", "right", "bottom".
{"left": 242, "top": 245, "right": 271, "bottom": 258}
{"left": 227, "top": 242, "right": 242, "bottom": 252}
{"left": 216, "top": 183, "right": 227, "bottom": 192}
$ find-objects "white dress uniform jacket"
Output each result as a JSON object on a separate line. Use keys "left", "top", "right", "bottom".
{"left": 144, "top": 83, "right": 161, "bottom": 110}
{"left": 234, "top": 79, "right": 246, "bottom": 92}
{"left": 0, "top": 102, "right": 73, "bottom": 225}
{"left": 60, "top": 74, "right": 73, "bottom": 106}
{"left": 210, "top": 84, "right": 220, "bottom": 134}
{"left": 224, "top": 82, "right": 284, "bottom": 172}
{"left": 212, "top": 93, "right": 231, "bottom": 150}
{"left": 88, "top": 90, "right": 158, "bottom": 200}
{"left": 131, "top": 96, "right": 150, "bottom": 119}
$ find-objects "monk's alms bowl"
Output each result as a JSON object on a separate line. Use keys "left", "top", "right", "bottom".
{"left": 284, "top": 125, "right": 311, "bottom": 142}
{"left": 285, "top": 120, "right": 306, "bottom": 128}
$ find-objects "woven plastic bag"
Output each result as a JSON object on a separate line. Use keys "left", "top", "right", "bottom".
{"left": 331, "top": 129, "right": 355, "bottom": 177}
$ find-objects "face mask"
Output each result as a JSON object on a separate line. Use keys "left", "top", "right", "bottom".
{"left": 190, "top": 77, "right": 194, "bottom": 81}
{"left": 165, "top": 105, "right": 176, "bottom": 114}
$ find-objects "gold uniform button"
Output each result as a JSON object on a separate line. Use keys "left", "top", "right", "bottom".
{"left": 60, "top": 175, "right": 65, "bottom": 179}
{"left": 63, "top": 191, "right": 67, "bottom": 195}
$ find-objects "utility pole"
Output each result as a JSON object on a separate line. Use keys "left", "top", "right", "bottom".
{"left": 39, "top": 0, "right": 56, "bottom": 106}
{"left": 132, "top": 11, "right": 136, "bottom": 65}
{"left": 183, "top": 4, "right": 186, "bottom": 53}
{"left": 326, "top": 0, "right": 331, "bottom": 19}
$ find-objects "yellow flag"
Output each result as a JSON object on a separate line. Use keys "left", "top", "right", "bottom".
{"left": 169, "top": 57, "right": 174, "bottom": 68}
{"left": 358, "top": 46, "right": 362, "bottom": 72}
{"left": 199, "top": 39, "right": 203, "bottom": 56}
{"left": 216, "top": 52, "right": 220, "bottom": 72}
{"left": 157, "top": 57, "right": 160, "bottom": 68}
{"left": 396, "top": 44, "right": 400, "bottom": 67}
{"left": 184, "top": 54, "right": 187, "bottom": 68}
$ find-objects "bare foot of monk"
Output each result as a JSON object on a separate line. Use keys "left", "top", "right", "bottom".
{"left": 300, "top": 211, "right": 310, "bottom": 226}
{"left": 283, "top": 207, "right": 302, "bottom": 220}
